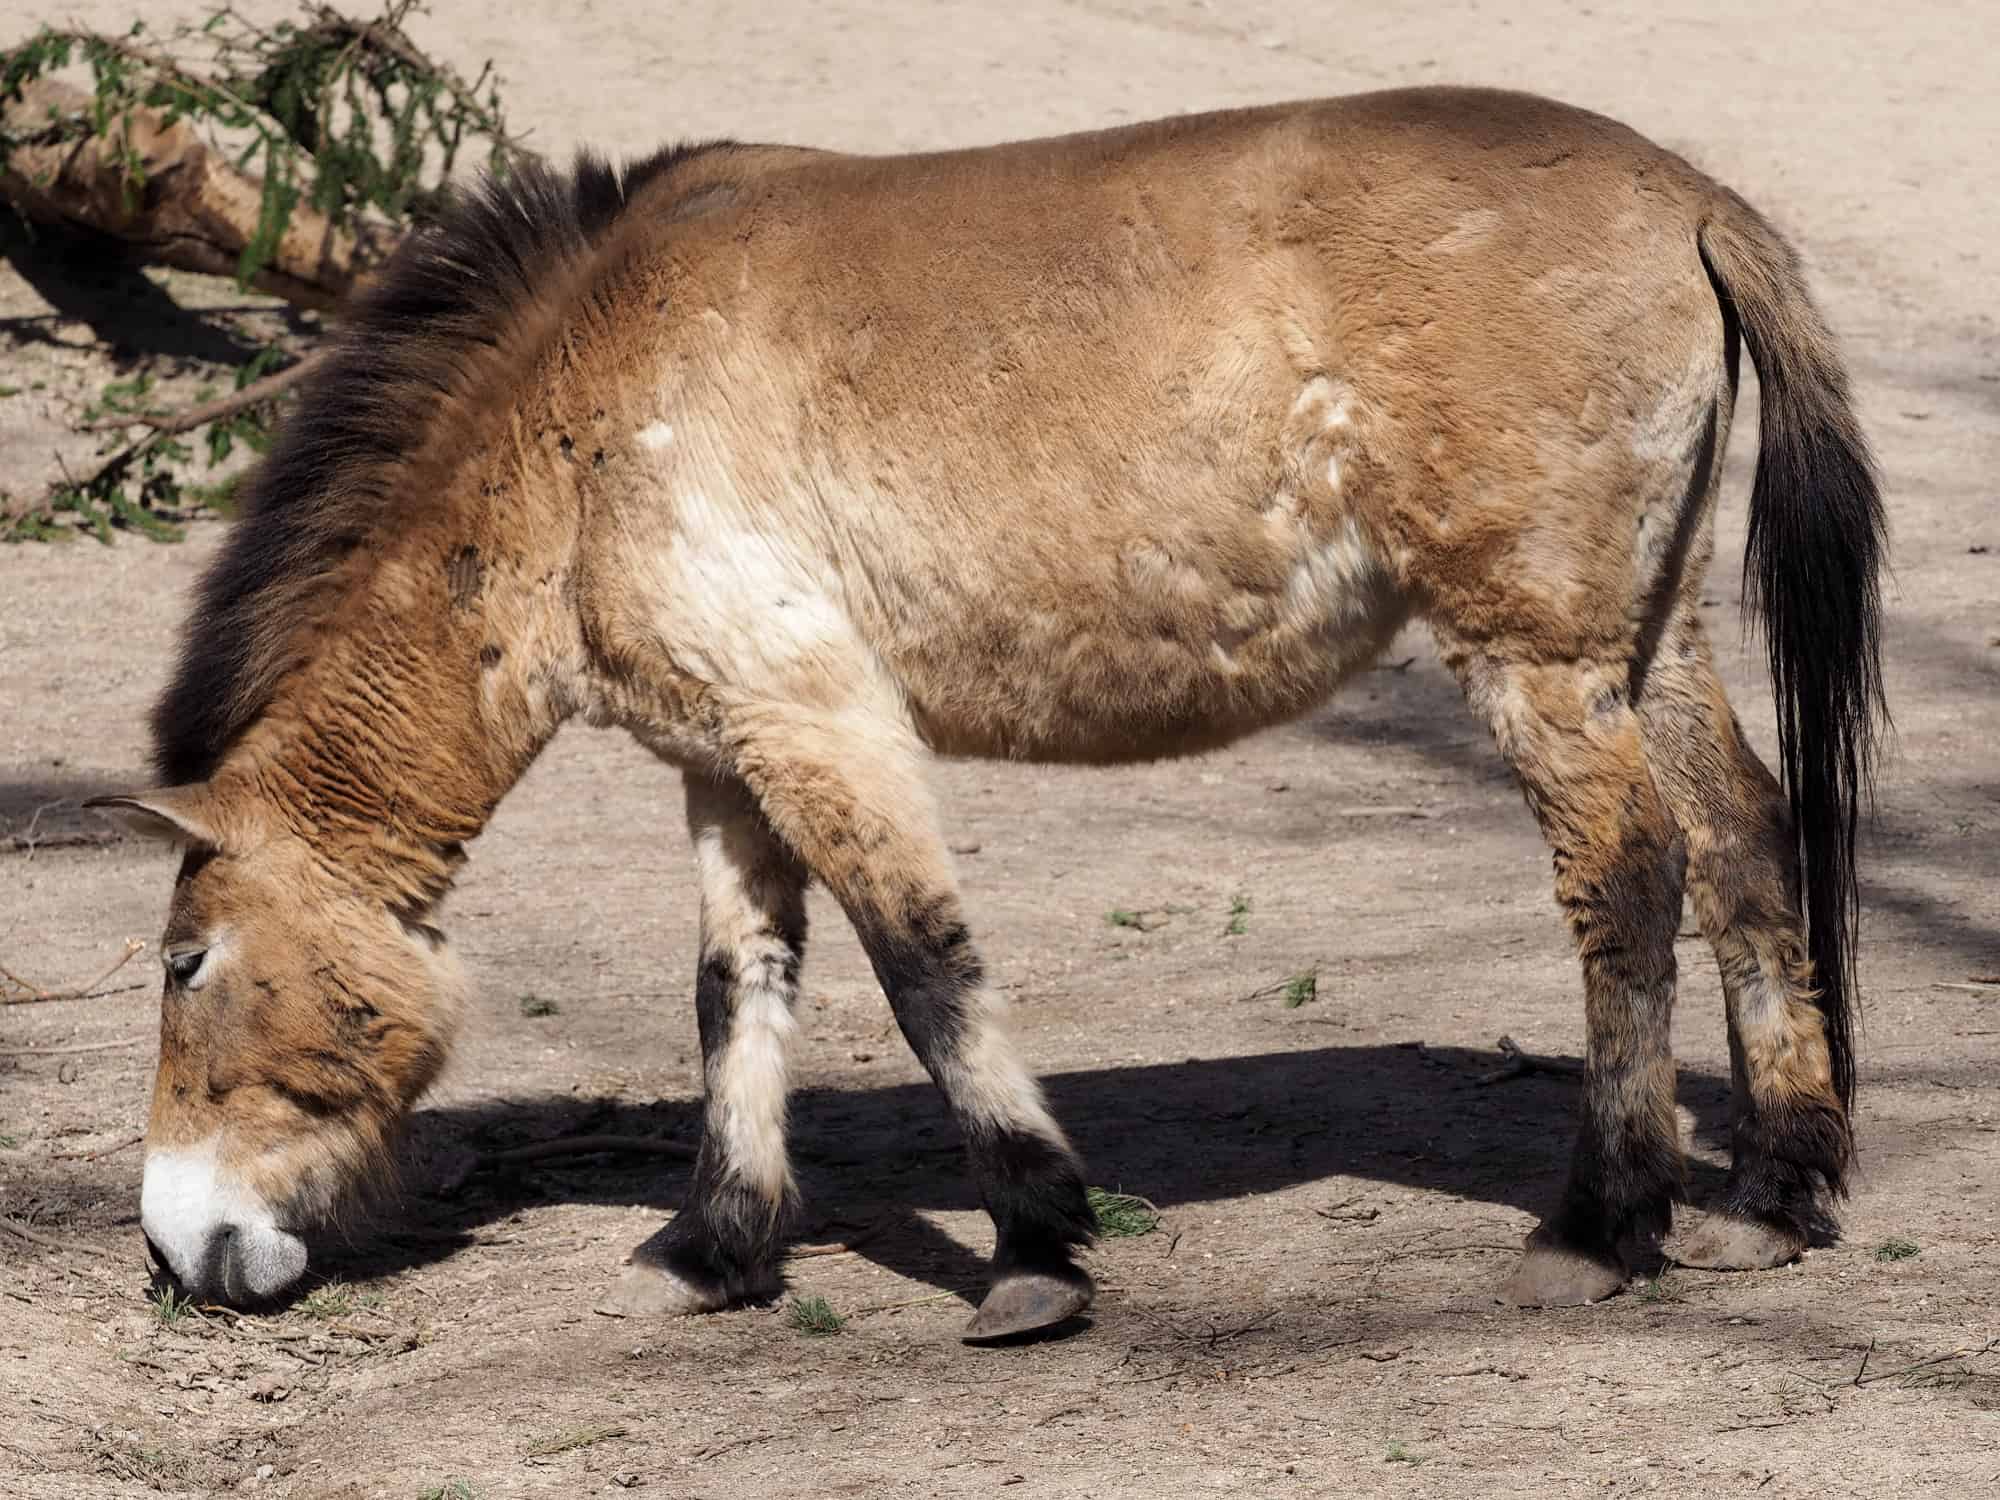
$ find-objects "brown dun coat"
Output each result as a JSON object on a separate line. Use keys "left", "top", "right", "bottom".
{"left": 96, "top": 88, "right": 1885, "bottom": 1334}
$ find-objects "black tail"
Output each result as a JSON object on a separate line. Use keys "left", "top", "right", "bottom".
{"left": 1699, "top": 197, "right": 1888, "bottom": 1115}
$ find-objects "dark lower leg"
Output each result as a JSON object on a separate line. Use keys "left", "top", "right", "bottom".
{"left": 851, "top": 900, "right": 1097, "bottom": 1296}
{"left": 1508, "top": 815, "right": 1686, "bottom": 1302}
{"left": 727, "top": 714, "right": 1096, "bottom": 1338}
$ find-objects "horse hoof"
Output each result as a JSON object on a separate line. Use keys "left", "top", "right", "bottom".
{"left": 962, "top": 1266, "right": 1095, "bottom": 1343}
{"left": 1666, "top": 1214, "right": 1805, "bottom": 1271}
{"left": 593, "top": 1261, "right": 771, "bottom": 1318}
{"left": 1502, "top": 1243, "right": 1627, "bottom": 1307}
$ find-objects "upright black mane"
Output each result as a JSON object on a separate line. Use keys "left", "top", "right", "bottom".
{"left": 150, "top": 141, "right": 734, "bottom": 787}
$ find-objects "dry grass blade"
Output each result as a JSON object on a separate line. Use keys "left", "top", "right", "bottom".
{"left": 524, "top": 1424, "right": 628, "bottom": 1458}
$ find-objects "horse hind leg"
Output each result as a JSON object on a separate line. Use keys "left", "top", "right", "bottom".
{"left": 1637, "top": 607, "right": 1849, "bottom": 1267}
{"left": 599, "top": 772, "right": 807, "bottom": 1316}
{"left": 1446, "top": 643, "right": 1689, "bottom": 1305}
{"left": 719, "top": 696, "right": 1098, "bottom": 1342}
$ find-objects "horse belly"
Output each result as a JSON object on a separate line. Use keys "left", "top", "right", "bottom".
{"left": 887, "top": 508, "right": 1410, "bottom": 764}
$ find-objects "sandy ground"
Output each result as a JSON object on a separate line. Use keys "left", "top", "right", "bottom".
{"left": 3, "top": 2, "right": 1998, "bottom": 1496}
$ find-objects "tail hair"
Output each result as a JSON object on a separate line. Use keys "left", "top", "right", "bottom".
{"left": 1698, "top": 196, "right": 1888, "bottom": 1115}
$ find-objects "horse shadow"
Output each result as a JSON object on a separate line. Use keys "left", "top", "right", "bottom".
{"left": 315, "top": 1042, "right": 1741, "bottom": 1304}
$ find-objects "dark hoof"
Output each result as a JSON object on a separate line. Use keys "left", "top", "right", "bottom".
{"left": 962, "top": 1265, "right": 1095, "bottom": 1344}
{"left": 1502, "top": 1232, "right": 1627, "bottom": 1307}
{"left": 1666, "top": 1213, "right": 1805, "bottom": 1271}
{"left": 593, "top": 1259, "right": 778, "bottom": 1318}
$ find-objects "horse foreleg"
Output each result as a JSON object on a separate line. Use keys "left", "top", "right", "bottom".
{"left": 722, "top": 696, "right": 1099, "bottom": 1342}
{"left": 599, "top": 772, "right": 807, "bottom": 1316}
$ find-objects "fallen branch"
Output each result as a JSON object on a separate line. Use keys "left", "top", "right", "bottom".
{"left": 0, "top": 938, "right": 146, "bottom": 1005}
{"left": 0, "top": 78, "right": 388, "bottom": 313}
{"left": 29, "top": 353, "right": 323, "bottom": 526}
{"left": 303, "top": 4, "right": 532, "bottom": 163}
{"left": 80, "top": 350, "right": 325, "bottom": 436}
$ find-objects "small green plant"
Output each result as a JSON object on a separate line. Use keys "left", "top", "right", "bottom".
{"left": 1224, "top": 894, "right": 1250, "bottom": 936}
{"left": 1636, "top": 1274, "right": 1683, "bottom": 1305}
{"left": 524, "top": 1424, "right": 627, "bottom": 1458}
{"left": 1875, "top": 1237, "right": 1920, "bottom": 1262}
{"left": 150, "top": 1283, "right": 197, "bottom": 1325}
{"left": 519, "top": 993, "right": 560, "bottom": 1017}
{"left": 1282, "top": 970, "right": 1318, "bottom": 1008}
{"left": 0, "top": 1131, "right": 19, "bottom": 1149}
{"left": 417, "top": 1482, "right": 475, "bottom": 1500}
{"left": 1106, "top": 908, "right": 1141, "bottom": 929}
{"left": 299, "top": 1281, "right": 354, "bottom": 1319}
{"left": 1384, "top": 1441, "right": 1424, "bottom": 1466}
{"left": 1088, "top": 1186, "right": 1160, "bottom": 1237}
{"left": 786, "top": 1294, "right": 845, "bottom": 1336}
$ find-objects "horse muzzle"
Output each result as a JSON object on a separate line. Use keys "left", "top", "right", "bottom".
{"left": 140, "top": 1141, "right": 309, "bottom": 1304}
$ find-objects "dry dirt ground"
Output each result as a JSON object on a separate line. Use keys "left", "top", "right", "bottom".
{"left": 3, "top": 2, "right": 1997, "bottom": 1496}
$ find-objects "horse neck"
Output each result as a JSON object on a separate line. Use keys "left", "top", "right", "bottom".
{"left": 220, "top": 457, "right": 582, "bottom": 916}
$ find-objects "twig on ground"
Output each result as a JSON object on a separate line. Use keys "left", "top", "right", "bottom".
{"left": 476, "top": 1134, "right": 698, "bottom": 1170}
{"left": 50, "top": 1133, "right": 145, "bottom": 1161}
{"left": 1854, "top": 1336, "right": 2000, "bottom": 1388}
{"left": 1, "top": 1215, "right": 111, "bottom": 1256}
{"left": 1477, "top": 1035, "right": 1588, "bottom": 1086}
{"left": 691, "top": 1431, "right": 778, "bottom": 1462}
{"left": 0, "top": 939, "right": 146, "bottom": 1006}
{"left": 787, "top": 1224, "right": 880, "bottom": 1259}
{"left": 0, "top": 1037, "right": 144, "bottom": 1058}
{"left": 849, "top": 1289, "right": 964, "bottom": 1317}
{"left": 1237, "top": 965, "right": 1323, "bottom": 1005}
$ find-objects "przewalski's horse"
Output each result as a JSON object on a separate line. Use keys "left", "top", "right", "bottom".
{"left": 93, "top": 87, "right": 1885, "bottom": 1340}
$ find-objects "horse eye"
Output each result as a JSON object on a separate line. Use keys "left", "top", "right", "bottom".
{"left": 166, "top": 950, "right": 208, "bottom": 988}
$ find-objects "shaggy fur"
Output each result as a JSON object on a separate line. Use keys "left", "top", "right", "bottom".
{"left": 110, "top": 88, "right": 1884, "bottom": 1322}
{"left": 150, "top": 139, "right": 740, "bottom": 787}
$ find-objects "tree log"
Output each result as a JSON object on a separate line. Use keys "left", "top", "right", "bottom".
{"left": 1, "top": 78, "right": 397, "bottom": 312}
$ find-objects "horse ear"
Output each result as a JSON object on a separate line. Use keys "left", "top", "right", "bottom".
{"left": 83, "top": 787, "right": 221, "bottom": 850}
